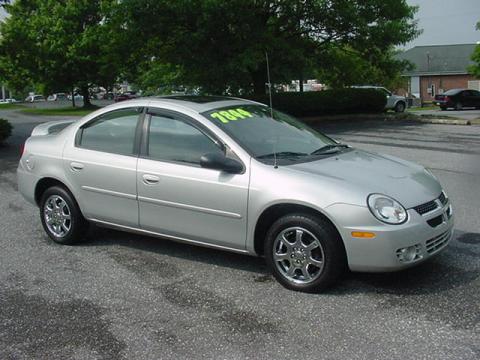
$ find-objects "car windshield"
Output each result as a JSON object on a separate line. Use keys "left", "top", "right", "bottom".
{"left": 202, "top": 104, "right": 342, "bottom": 164}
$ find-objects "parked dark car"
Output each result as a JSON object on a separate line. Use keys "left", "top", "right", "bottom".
{"left": 114, "top": 92, "right": 137, "bottom": 102}
{"left": 434, "top": 89, "right": 480, "bottom": 110}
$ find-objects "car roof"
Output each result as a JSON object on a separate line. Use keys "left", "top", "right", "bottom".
{"left": 147, "top": 95, "right": 262, "bottom": 113}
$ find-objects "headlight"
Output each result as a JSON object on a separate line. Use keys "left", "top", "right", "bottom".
{"left": 367, "top": 194, "right": 408, "bottom": 225}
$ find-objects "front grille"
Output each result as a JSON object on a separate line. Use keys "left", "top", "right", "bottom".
{"left": 427, "top": 215, "right": 443, "bottom": 228}
{"left": 426, "top": 231, "right": 451, "bottom": 254}
{"left": 414, "top": 200, "right": 438, "bottom": 215}
{"left": 413, "top": 192, "right": 448, "bottom": 215}
{"left": 438, "top": 192, "right": 447, "bottom": 206}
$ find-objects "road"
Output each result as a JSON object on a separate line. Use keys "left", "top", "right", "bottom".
{"left": 0, "top": 108, "right": 479, "bottom": 359}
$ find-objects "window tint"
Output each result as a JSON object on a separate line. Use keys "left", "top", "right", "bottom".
{"left": 148, "top": 114, "right": 223, "bottom": 165}
{"left": 79, "top": 109, "right": 140, "bottom": 155}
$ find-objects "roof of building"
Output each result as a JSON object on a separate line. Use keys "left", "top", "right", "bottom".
{"left": 397, "top": 44, "right": 477, "bottom": 76}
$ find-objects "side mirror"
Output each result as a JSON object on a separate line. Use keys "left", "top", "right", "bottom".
{"left": 200, "top": 153, "right": 243, "bottom": 174}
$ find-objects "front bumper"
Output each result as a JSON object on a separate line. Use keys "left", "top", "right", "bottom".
{"left": 325, "top": 200, "right": 454, "bottom": 272}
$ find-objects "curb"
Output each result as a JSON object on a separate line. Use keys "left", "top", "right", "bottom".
{"left": 416, "top": 118, "right": 471, "bottom": 126}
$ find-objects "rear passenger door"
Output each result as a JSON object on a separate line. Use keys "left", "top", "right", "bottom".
{"left": 63, "top": 107, "right": 143, "bottom": 227}
{"left": 136, "top": 108, "right": 249, "bottom": 250}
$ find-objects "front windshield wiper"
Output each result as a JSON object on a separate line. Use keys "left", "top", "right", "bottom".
{"left": 256, "top": 151, "right": 308, "bottom": 159}
{"left": 310, "top": 144, "right": 349, "bottom": 155}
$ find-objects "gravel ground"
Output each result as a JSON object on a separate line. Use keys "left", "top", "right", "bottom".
{"left": 0, "top": 109, "right": 479, "bottom": 359}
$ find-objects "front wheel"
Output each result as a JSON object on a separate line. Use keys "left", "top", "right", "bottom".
{"left": 394, "top": 101, "right": 406, "bottom": 113}
{"left": 264, "top": 213, "right": 346, "bottom": 292}
{"left": 40, "top": 186, "right": 88, "bottom": 245}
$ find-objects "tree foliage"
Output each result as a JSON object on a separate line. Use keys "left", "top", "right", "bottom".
{"left": 469, "top": 21, "right": 480, "bottom": 78}
{"left": 316, "top": 46, "right": 413, "bottom": 89}
{"left": 0, "top": 0, "right": 118, "bottom": 106}
{"left": 115, "top": 0, "right": 419, "bottom": 94}
{"left": 1, "top": 0, "right": 419, "bottom": 99}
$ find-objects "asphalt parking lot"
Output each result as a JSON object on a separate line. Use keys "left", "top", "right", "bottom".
{"left": 0, "top": 108, "right": 479, "bottom": 359}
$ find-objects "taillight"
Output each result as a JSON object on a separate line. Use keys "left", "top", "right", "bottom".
{"left": 20, "top": 143, "right": 25, "bottom": 157}
{"left": 444, "top": 96, "right": 450, "bottom": 102}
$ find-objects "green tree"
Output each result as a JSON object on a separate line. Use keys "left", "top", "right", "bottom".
{"left": 316, "top": 46, "right": 413, "bottom": 89}
{"left": 116, "top": 0, "right": 419, "bottom": 95}
{"left": 0, "top": 0, "right": 119, "bottom": 107}
{"left": 469, "top": 22, "right": 480, "bottom": 78}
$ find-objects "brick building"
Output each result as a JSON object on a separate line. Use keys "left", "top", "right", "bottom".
{"left": 397, "top": 44, "right": 479, "bottom": 103}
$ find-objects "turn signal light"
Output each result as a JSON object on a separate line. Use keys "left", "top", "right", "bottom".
{"left": 351, "top": 231, "right": 376, "bottom": 239}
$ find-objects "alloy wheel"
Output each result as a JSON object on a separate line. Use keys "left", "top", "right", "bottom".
{"left": 273, "top": 227, "right": 325, "bottom": 284}
{"left": 43, "top": 195, "right": 72, "bottom": 237}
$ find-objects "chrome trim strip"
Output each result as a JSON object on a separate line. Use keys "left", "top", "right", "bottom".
{"left": 138, "top": 196, "right": 242, "bottom": 219}
{"left": 81, "top": 186, "right": 137, "bottom": 200}
{"left": 89, "top": 218, "right": 250, "bottom": 255}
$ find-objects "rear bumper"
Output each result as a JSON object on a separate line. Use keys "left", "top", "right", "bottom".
{"left": 325, "top": 202, "right": 454, "bottom": 272}
{"left": 17, "top": 163, "right": 38, "bottom": 206}
{"left": 434, "top": 100, "right": 453, "bottom": 107}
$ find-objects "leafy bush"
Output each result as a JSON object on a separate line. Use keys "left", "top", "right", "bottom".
{"left": 247, "top": 88, "right": 387, "bottom": 117}
{"left": 0, "top": 119, "right": 13, "bottom": 143}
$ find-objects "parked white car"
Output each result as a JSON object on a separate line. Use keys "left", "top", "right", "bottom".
{"left": 353, "top": 86, "right": 407, "bottom": 112}
{"left": 25, "top": 95, "right": 46, "bottom": 103}
{"left": 0, "top": 98, "right": 19, "bottom": 104}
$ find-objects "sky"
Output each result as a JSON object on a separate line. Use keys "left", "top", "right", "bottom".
{"left": 406, "top": 0, "right": 480, "bottom": 48}
{"left": 1, "top": 1, "right": 479, "bottom": 48}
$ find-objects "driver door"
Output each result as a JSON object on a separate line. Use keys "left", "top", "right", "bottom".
{"left": 136, "top": 108, "right": 250, "bottom": 250}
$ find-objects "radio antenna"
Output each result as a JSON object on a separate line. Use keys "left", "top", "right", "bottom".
{"left": 265, "top": 50, "right": 278, "bottom": 169}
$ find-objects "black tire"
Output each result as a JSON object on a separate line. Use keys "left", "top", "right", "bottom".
{"left": 264, "top": 213, "right": 346, "bottom": 292}
{"left": 39, "top": 185, "right": 88, "bottom": 245}
{"left": 394, "top": 101, "right": 406, "bottom": 113}
{"left": 440, "top": 106, "right": 447, "bottom": 111}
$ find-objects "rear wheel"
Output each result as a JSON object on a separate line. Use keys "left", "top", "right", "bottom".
{"left": 440, "top": 106, "right": 447, "bottom": 111}
{"left": 40, "top": 186, "right": 88, "bottom": 245}
{"left": 264, "top": 213, "right": 346, "bottom": 292}
{"left": 394, "top": 101, "right": 406, "bottom": 113}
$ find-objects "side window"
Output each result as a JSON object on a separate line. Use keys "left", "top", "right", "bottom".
{"left": 79, "top": 109, "right": 140, "bottom": 155}
{"left": 147, "top": 114, "right": 223, "bottom": 165}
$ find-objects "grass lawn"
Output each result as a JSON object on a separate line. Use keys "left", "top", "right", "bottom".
{"left": 20, "top": 106, "right": 97, "bottom": 116}
{"left": 408, "top": 106, "right": 439, "bottom": 112}
{"left": 0, "top": 103, "right": 26, "bottom": 110}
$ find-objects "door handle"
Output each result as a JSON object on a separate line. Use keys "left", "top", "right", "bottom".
{"left": 70, "top": 162, "right": 84, "bottom": 171}
{"left": 142, "top": 174, "right": 160, "bottom": 185}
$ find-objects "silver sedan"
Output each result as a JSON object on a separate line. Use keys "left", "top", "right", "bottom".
{"left": 17, "top": 96, "right": 454, "bottom": 292}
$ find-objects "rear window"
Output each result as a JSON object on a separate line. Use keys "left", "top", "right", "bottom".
{"left": 443, "top": 89, "right": 462, "bottom": 95}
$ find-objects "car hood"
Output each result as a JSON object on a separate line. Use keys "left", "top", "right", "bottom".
{"left": 288, "top": 149, "right": 441, "bottom": 209}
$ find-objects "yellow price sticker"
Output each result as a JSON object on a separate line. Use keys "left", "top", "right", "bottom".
{"left": 210, "top": 108, "right": 253, "bottom": 123}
